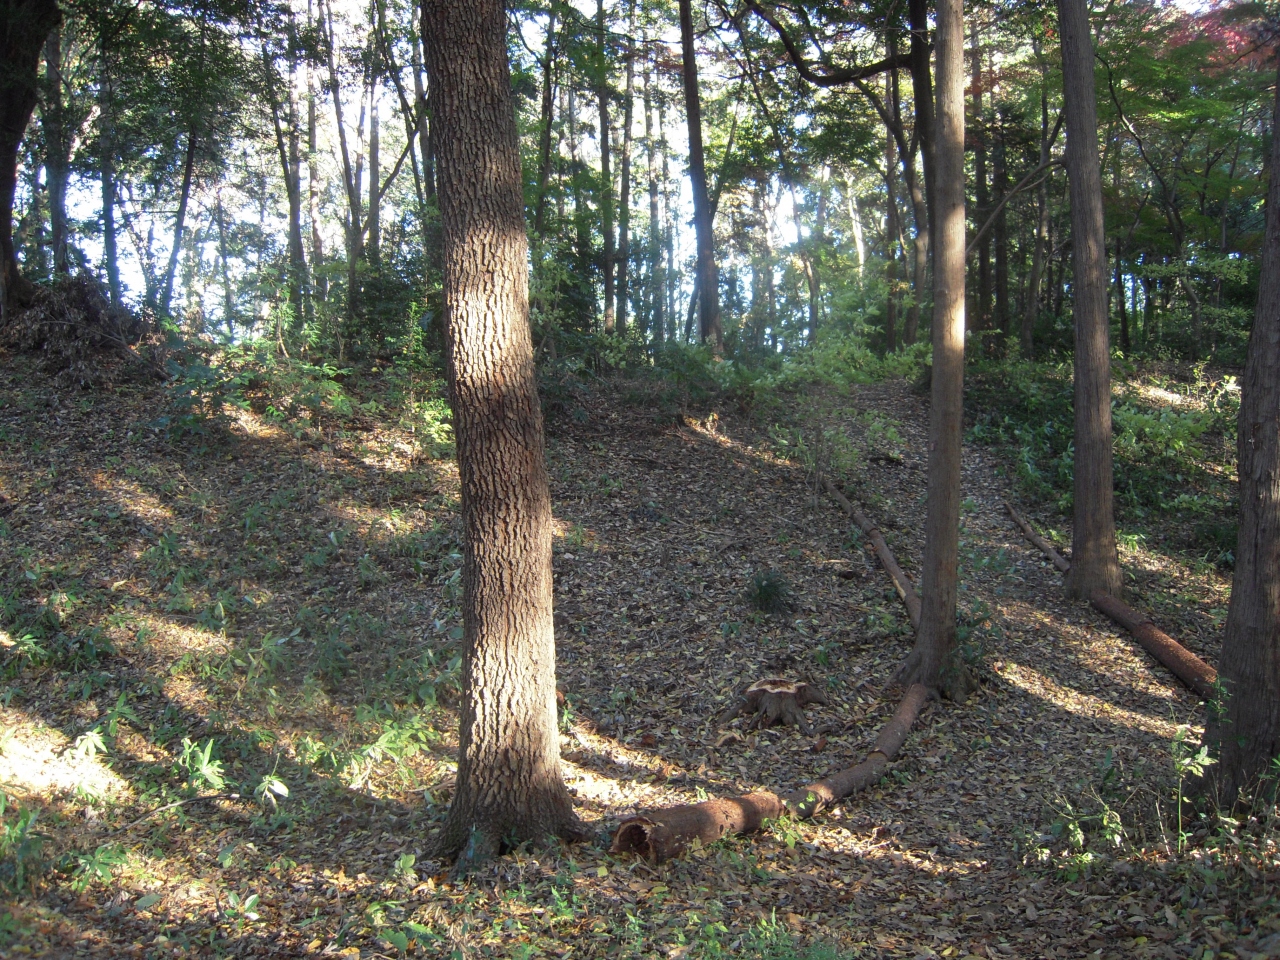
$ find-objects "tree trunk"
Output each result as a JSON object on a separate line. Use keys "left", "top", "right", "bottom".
{"left": 0, "top": 0, "right": 58, "bottom": 314}
{"left": 533, "top": 4, "right": 557, "bottom": 236}
{"left": 100, "top": 70, "right": 122, "bottom": 309}
{"left": 216, "top": 189, "right": 236, "bottom": 333}
{"left": 897, "top": 0, "right": 973, "bottom": 701}
{"left": 884, "top": 121, "right": 899, "bottom": 353}
{"left": 644, "top": 54, "right": 664, "bottom": 346}
{"left": 368, "top": 93, "right": 380, "bottom": 266}
{"left": 1116, "top": 237, "right": 1130, "bottom": 357}
{"left": 308, "top": 3, "right": 327, "bottom": 305}
{"left": 615, "top": 0, "right": 635, "bottom": 334}
{"left": 160, "top": 131, "right": 198, "bottom": 316}
{"left": 1058, "top": 0, "right": 1122, "bottom": 600}
{"left": 41, "top": 22, "right": 68, "bottom": 278}
{"left": 993, "top": 109, "right": 1010, "bottom": 345}
{"left": 971, "top": 32, "right": 991, "bottom": 343}
{"left": 1206, "top": 56, "right": 1280, "bottom": 809}
{"left": 421, "top": 0, "right": 582, "bottom": 868}
{"left": 1024, "top": 57, "right": 1049, "bottom": 358}
{"left": 597, "top": 0, "right": 615, "bottom": 334}
{"left": 678, "top": 0, "right": 721, "bottom": 353}
{"left": 907, "top": 0, "right": 935, "bottom": 243}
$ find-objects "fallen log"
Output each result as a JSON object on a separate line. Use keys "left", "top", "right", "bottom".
{"left": 1088, "top": 592, "right": 1219, "bottom": 702}
{"left": 1005, "top": 501, "right": 1071, "bottom": 573}
{"left": 612, "top": 684, "right": 928, "bottom": 861}
{"left": 822, "top": 477, "right": 921, "bottom": 629}
{"left": 1005, "top": 501, "right": 1219, "bottom": 702}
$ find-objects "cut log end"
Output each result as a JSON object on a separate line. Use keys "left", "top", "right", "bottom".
{"left": 721, "top": 678, "right": 829, "bottom": 735}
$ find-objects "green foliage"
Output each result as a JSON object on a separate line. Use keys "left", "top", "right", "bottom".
{"left": 0, "top": 795, "right": 45, "bottom": 895}
{"left": 746, "top": 568, "right": 794, "bottom": 615}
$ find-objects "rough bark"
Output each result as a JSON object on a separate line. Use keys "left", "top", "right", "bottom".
{"left": 613, "top": 684, "right": 928, "bottom": 861}
{"left": 896, "top": 0, "right": 973, "bottom": 702}
{"left": 422, "top": 0, "right": 582, "bottom": 868}
{"left": 678, "top": 0, "right": 721, "bottom": 353}
{"left": 1057, "top": 0, "right": 1123, "bottom": 601}
{"left": 0, "top": 0, "right": 58, "bottom": 314}
{"left": 1206, "top": 55, "right": 1280, "bottom": 808}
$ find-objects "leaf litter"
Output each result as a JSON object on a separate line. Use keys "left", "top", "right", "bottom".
{"left": 0, "top": 355, "right": 1274, "bottom": 958}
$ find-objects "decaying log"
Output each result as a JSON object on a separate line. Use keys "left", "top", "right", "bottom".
{"left": 612, "top": 683, "right": 928, "bottom": 861}
{"left": 1088, "top": 592, "right": 1219, "bottom": 702}
{"left": 822, "top": 477, "right": 921, "bottom": 629}
{"left": 718, "top": 678, "right": 829, "bottom": 734}
{"left": 1005, "top": 501, "right": 1071, "bottom": 573}
{"left": 1005, "top": 501, "right": 1218, "bottom": 701}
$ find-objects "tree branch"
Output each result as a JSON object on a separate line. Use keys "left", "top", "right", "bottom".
{"left": 743, "top": 0, "right": 912, "bottom": 87}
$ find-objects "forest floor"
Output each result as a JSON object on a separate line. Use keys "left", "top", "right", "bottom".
{"left": 0, "top": 350, "right": 1275, "bottom": 959}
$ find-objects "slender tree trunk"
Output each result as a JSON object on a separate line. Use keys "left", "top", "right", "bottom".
{"left": 1024, "top": 59, "right": 1049, "bottom": 357}
{"left": 971, "top": 32, "right": 991, "bottom": 342}
{"left": 848, "top": 183, "right": 865, "bottom": 276}
{"left": 533, "top": 4, "right": 557, "bottom": 235}
{"left": 907, "top": 0, "right": 935, "bottom": 245}
{"left": 597, "top": 0, "right": 615, "bottom": 333}
{"left": 644, "top": 55, "right": 664, "bottom": 346}
{"left": 100, "top": 71, "right": 122, "bottom": 308}
{"left": 368, "top": 94, "right": 380, "bottom": 266}
{"left": 615, "top": 0, "right": 635, "bottom": 335}
{"left": 308, "top": 0, "right": 326, "bottom": 304}
{"left": 160, "top": 131, "right": 198, "bottom": 316}
{"left": 884, "top": 117, "right": 899, "bottom": 353}
{"left": 1058, "top": 0, "right": 1122, "bottom": 600}
{"left": 216, "top": 189, "right": 235, "bottom": 332}
{"left": 41, "top": 22, "right": 68, "bottom": 278}
{"left": 659, "top": 92, "right": 675, "bottom": 338}
{"left": 422, "top": 0, "right": 582, "bottom": 869}
{"left": 1116, "top": 237, "right": 1130, "bottom": 357}
{"left": 993, "top": 109, "right": 1010, "bottom": 345}
{"left": 678, "top": 0, "right": 721, "bottom": 352}
{"left": 1205, "top": 54, "right": 1280, "bottom": 808}
{"left": 897, "top": 0, "right": 973, "bottom": 700}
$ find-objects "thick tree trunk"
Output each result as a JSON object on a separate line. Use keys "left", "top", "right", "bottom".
{"left": 1058, "top": 0, "right": 1123, "bottom": 600}
{"left": 0, "top": 0, "right": 58, "bottom": 314}
{"left": 533, "top": 5, "right": 557, "bottom": 236}
{"left": 678, "top": 0, "right": 721, "bottom": 353}
{"left": 160, "top": 131, "right": 198, "bottom": 316}
{"left": 41, "top": 22, "right": 68, "bottom": 277}
{"left": 421, "top": 0, "right": 581, "bottom": 868}
{"left": 897, "top": 0, "right": 973, "bottom": 701}
{"left": 1206, "top": 56, "right": 1280, "bottom": 809}
{"left": 597, "top": 0, "right": 615, "bottom": 334}
{"left": 615, "top": 0, "right": 635, "bottom": 334}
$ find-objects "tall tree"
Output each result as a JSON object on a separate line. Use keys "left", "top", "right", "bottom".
{"left": 1058, "top": 0, "right": 1122, "bottom": 600}
{"left": 615, "top": 0, "right": 635, "bottom": 335}
{"left": 0, "top": 0, "right": 59, "bottom": 315}
{"left": 597, "top": 0, "right": 615, "bottom": 334}
{"left": 678, "top": 0, "right": 721, "bottom": 352}
{"left": 1206, "top": 52, "right": 1280, "bottom": 808}
{"left": 897, "top": 0, "right": 973, "bottom": 699}
{"left": 420, "top": 0, "right": 583, "bottom": 868}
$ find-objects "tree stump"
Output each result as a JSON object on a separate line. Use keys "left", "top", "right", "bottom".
{"left": 719, "top": 678, "right": 829, "bottom": 735}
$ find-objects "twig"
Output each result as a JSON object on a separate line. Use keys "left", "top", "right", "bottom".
{"left": 1005, "top": 501, "right": 1071, "bottom": 573}
{"left": 112, "top": 793, "right": 242, "bottom": 834}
